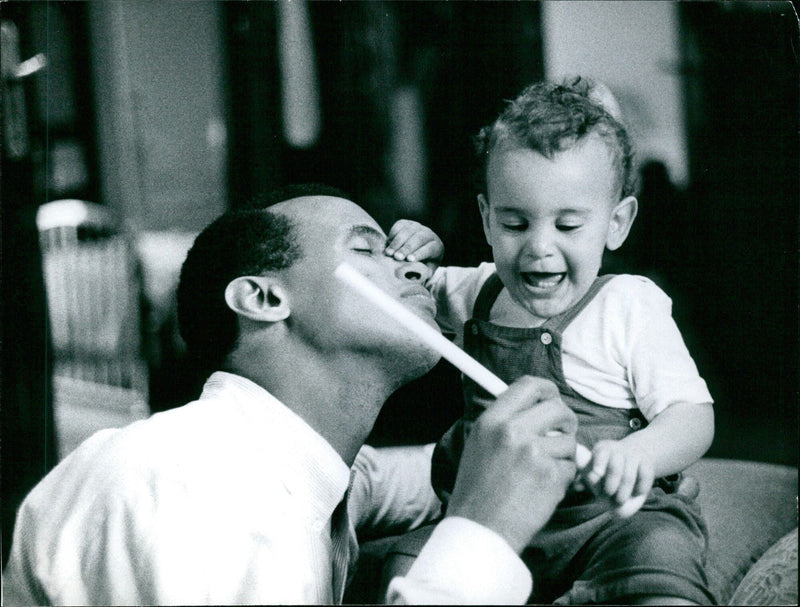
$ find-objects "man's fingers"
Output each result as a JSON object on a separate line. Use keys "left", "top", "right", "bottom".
{"left": 451, "top": 378, "right": 579, "bottom": 553}
{"left": 540, "top": 431, "right": 579, "bottom": 462}
{"left": 488, "top": 379, "right": 577, "bottom": 455}
{"left": 482, "top": 376, "right": 560, "bottom": 421}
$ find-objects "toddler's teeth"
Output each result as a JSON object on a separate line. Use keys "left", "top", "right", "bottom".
{"left": 523, "top": 272, "right": 563, "bottom": 289}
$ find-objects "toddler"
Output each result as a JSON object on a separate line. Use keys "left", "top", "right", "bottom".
{"left": 385, "top": 77, "right": 715, "bottom": 605}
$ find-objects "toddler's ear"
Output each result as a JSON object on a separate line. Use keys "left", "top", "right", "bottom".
{"left": 224, "top": 276, "right": 290, "bottom": 322}
{"left": 477, "top": 194, "right": 493, "bottom": 245}
{"left": 606, "top": 196, "right": 638, "bottom": 251}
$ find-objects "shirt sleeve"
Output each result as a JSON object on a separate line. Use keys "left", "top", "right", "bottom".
{"left": 428, "top": 263, "right": 496, "bottom": 345}
{"left": 623, "top": 277, "right": 714, "bottom": 419}
{"left": 349, "top": 444, "right": 442, "bottom": 540}
{"left": 385, "top": 517, "right": 533, "bottom": 604}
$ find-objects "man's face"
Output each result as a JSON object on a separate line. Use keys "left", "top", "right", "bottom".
{"left": 275, "top": 196, "right": 440, "bottom": 373}
{"left": 480, "top": 135, "right": 624, "bottom": 322}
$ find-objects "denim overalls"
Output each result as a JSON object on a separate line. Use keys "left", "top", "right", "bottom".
{"left": 432, "top": 273, "right": 713, "bottom": 604}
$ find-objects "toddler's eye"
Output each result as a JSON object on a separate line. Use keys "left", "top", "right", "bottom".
{"left": 557, "top": 224, "right": 581, "bottom": 232}
{"left": 502, "top": 223, "right": 527, "bottom": 232}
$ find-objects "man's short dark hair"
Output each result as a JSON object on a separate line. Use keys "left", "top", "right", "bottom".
{"left": 474, "top": 76, "right": 637, "bottom": 199}
{"left": 178, "top": 183, "right": 355, "bottom": 375}
{"left": 179, "top": 184, "right": 351, "bottom": 375}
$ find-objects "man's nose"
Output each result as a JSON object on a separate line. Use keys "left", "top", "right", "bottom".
{"left": 396, "top": 259, "right": 431, "bottom": 283}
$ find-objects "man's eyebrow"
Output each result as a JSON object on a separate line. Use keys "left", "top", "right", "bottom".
{"left": 347, "top": 224, "right": 386, "bottom": 243}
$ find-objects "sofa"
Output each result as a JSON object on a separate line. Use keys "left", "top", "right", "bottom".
{"left": 345, "top": 457, "right": 798, "bottom": 605}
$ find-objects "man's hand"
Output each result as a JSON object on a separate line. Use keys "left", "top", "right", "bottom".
{"left": 446, "top": 376, "right": 578, "bottom": 554}
{"left": 585, "top": 439, "right": 655, "bottom": 507}
{"left": 385, "top": 220, "right": 444, "bottom": 272}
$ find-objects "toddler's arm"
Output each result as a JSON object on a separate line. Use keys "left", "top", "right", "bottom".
{"left": 385, "top": 219, "right": 444, "bottom": 270}
{"left": 587, "top": 401, "right": 714, "bottom": 507}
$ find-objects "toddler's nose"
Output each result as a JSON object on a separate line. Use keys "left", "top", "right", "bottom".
{"left": 525, "top": 227, "right": 555, "bottom": 259}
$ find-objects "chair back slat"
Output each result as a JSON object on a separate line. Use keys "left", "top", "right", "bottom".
{"left": 36, "top": 200, "right": 149, "bottom": 401}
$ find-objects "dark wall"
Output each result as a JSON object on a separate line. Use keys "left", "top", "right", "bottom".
{"left": 599, "top": 4, "right": 798, "bottom": 466}
{"left": 674, "top": 4, "right": 797, "bottom": 464}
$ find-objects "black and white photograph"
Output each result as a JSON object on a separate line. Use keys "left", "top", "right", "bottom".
{"left": 2, "top": 1, "right": 797, "bottom": 604}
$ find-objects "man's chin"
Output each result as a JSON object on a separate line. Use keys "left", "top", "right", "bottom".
{"left": 391, "top": 342, "right": 441, "bottom": 385}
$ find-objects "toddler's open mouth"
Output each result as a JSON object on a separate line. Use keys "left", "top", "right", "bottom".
{"left": 522, "top": 271, "right": 565, "bottom": 289}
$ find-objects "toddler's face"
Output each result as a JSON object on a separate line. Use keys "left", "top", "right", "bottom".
{"left": 480, "top": 134, "right": 635, "bottom": 322}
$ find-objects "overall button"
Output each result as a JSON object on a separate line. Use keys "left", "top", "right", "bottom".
{"left": 540, "top": 332, "right": 552, "bottom": 345}
{"left": 629, "top": 417, "right": 642, "bottom": 430}
{"left": 471, "top": 325, "right": 479, "bottom": 335}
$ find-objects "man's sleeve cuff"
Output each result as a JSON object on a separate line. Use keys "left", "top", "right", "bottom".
{"left": 386, "top": 516, "right": 532, "bottom": 604}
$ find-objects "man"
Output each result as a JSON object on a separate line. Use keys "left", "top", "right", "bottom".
{"left": 3, "top": 185, "right": 578, "bottom": 605}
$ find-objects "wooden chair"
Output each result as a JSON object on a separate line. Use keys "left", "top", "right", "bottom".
{"left": 36, "top": 200, "right": 149, "bottom": 449}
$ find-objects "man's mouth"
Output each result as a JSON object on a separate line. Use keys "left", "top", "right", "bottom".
{"left": 401, "top": 286, "right": 437, "bottom": 315}
{"left": 521, "top": 271, "right": 565, "bottom": 290}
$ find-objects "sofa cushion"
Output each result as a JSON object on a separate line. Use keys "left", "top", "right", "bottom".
{"left": 684, "top": 459, "right": 798, "bottom": 604}
{"left": 729, "top": 527, "right": 798, "bottom": 606}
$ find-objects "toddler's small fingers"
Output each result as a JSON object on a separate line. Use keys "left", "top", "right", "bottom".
{"left": 614, "top": 459, "right": 639, "bottom": 505}
{"left": 385, "top": 230, "right": 414, "bottom": 258}
{"left": 587, "top": 447, "right": 609, "bottom": 485}
{"left": 387, "top": 219, "right": 416, "bottom": 237}
{"left": 395, "top": 233, "right": 438, "bottom": 261}
{"left": 412, "top": 241, "right": 443, "bottom": 263}
{"left": 633, "top": 462, "right": 655, "bottom": 498}
{"left": 615, "top": 493, "right": 647, "bottom": 519}
{"left": 602, "top": 452, "right": 625, "bottom": 496}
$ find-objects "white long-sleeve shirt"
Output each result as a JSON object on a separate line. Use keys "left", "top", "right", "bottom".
{"left": 3, "top": 371, "right": 531, "bottom": 605}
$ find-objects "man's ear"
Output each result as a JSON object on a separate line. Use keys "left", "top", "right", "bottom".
{"left": 606, "top": 196, "right": 638, "bottom": 251}
{"left": 224, "top": 276, "right": 290, "bottom": 322}
{"left": 477, "top": 194, "right": 493, "bottom": 246}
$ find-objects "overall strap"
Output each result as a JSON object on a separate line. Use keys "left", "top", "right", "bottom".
{"left": 543, "top": 274, "right": 616, "bottom": 333}
{"left": 472, "top": 273, "right": 505, "bottom": 320}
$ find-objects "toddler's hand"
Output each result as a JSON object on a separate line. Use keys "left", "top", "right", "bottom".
{"left": 385, "top": 220, "right": 444, "bottom": 268}
{"left": 586, "top": 439, "right": 654, "bottom": 510}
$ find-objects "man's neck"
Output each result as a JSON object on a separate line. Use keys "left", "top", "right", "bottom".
{"left": 227, "top": 340, "right": 394, "bottom": 466}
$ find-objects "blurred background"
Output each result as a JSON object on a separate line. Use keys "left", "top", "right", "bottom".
{"left": 2, "top": 0, "right": 797, "bottom": 566}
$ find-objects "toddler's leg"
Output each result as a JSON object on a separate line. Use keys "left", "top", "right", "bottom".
{"left": 554, "top": 494, "right": 714, "bottom": 605}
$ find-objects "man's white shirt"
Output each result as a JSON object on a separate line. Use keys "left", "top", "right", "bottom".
{"left": 3, "top": 371, "right": 531, "bottom": 605}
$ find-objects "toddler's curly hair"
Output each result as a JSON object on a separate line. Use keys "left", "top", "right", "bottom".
{"left": 474, "top": 76, "right": 637, "bottom": 200}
